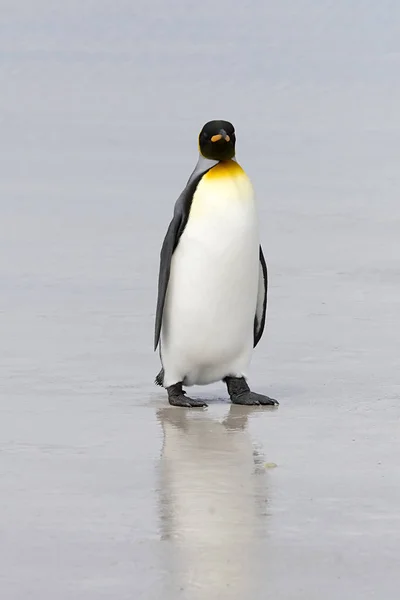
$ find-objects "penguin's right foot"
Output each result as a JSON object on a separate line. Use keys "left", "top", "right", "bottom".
{"left": 167, "top": 382, "right": 207, "bottom": 408}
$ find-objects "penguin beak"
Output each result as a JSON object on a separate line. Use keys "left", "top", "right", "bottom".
{"left": 211, "top": 129, "right": 231, "bottom": 143}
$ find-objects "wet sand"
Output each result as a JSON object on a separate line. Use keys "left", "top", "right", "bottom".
{"left": 1, "top": 1, "right": 400, "bottom": 598}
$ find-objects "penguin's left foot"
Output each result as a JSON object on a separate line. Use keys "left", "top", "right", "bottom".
{"left": 224, "top": 376, "right": 279, "bottom": 406}
{"left": 167, "top": 382, "right": 208, "bottom": 408}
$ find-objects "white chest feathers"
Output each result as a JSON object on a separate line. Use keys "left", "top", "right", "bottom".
{"left": 188, "top": 160, "right": 258, "bottom": 245}
{"left": 161, "top": 160, "right": 260, "bottom": 387}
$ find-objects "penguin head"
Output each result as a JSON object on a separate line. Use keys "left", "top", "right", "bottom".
{"left": 198, "top": 120, "right": 236, "bottom": 161}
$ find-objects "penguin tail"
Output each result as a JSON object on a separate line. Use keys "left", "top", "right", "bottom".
{"left": 155, "top": 369, "right": 164, "bottom": 387}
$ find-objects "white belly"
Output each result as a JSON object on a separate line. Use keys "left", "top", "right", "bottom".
{"left": 161, "top": 163, "right": 259, "bottom": 387}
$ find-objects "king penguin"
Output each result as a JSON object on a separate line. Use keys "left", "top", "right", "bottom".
{"left": 154, "top": 120, "right": 278, "bottom": 408}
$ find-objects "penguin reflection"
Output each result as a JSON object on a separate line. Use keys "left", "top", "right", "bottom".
{"left": 157, "top": 405, "right": 269, "bottom": 599}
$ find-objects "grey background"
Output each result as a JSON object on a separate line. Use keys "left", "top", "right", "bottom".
{"left": 1, "top": 1, "right": 399, "bottom": 598}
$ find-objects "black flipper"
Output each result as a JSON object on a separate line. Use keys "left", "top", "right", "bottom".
{"left": 253, "top": 245, "right": 268, "bottom": 347}
{"left": 154, "top": 163, "right": 214, "bottom": 351}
